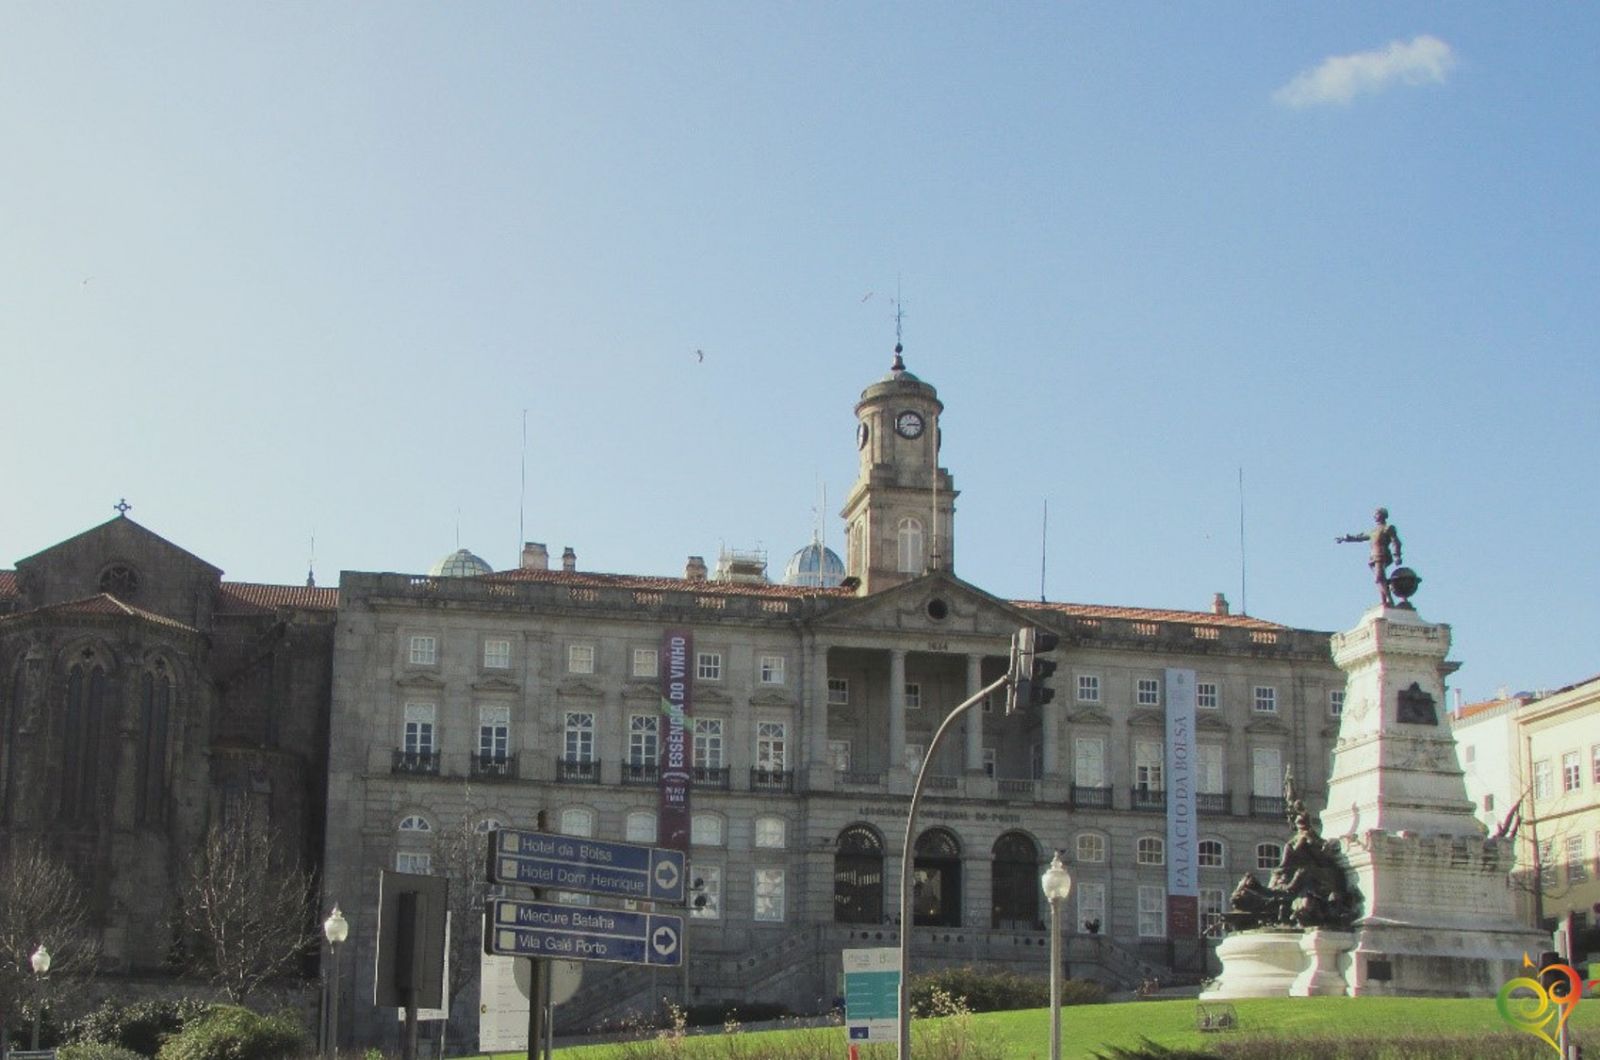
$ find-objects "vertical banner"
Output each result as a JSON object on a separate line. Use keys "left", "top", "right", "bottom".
{"left": 658, "top": 629, "right": 693, "bottom": 851}
{"left": 1165, "top": 667, "right": 1199, "bottom": 938}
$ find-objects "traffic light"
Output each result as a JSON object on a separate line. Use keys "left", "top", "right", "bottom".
{"left": 1006, "top": 625, "right": 1061, "bottom": 714}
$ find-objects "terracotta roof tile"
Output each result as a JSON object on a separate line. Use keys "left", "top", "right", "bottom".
{"left": 1452, "top": 696, "right": 1526, "bottom": 721}
{"left": 1017, "top": 599, "right": 1290, "bottom": 631}
{"left": 0, "top": 571, "right": 16, "bottom": 598}
{"left": 0, "top": 593, "right": 201, "bottom": 634}
{"left": 218, "top": 582, "right": 339, "bottom": 612}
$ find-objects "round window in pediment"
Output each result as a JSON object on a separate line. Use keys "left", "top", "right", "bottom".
{"left": 926, "top": 598, "right": 949, "bottom": 621}
{"left": 98, "top": 563, "right": 140, "bottom": 598}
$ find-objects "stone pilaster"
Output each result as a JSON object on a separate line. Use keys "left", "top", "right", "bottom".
{"left": 888, "top": 649, "right": 906, "bottom": 770}
{"left": 964, "top": 653, "right": 984, "bottom": 772}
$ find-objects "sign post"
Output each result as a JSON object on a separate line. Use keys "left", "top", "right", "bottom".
{"left": 843, "top": 947, "right": 900, "bottom": 1044}
{"left": 485, "top": 899, "right": 683, "bottom": 967}
{"left": 487, "top": 829, "right": 686, "bottom": 903}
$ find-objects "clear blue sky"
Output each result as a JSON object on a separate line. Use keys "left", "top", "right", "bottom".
{"left": 3, "top": 4, "right": 1596, "bottom": 704}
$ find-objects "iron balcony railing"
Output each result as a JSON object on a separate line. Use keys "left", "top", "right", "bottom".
{"left": 1197, "top": 791, "right": 1231, "bottom": 815}
{"left": 750, "top": 768, "right": 794, "bottom": 793}
{"left": 556, "top": 757, "right": 601, "bottom": 784}
{"left": 692, "top": 765, "right": 730, "bottom": 790}
{"left": 621, "top": 762, "right": 659, "bottom": 785}
{"left": 1131, "top": 787, "right": 1167, "bottom": 813}
{"left": 392, "top": 750, "right": 441, "bottom": 776}
{"left": 471, "top": 753, "right": 516, "bottom": 780}
{"left": 1071, "top": 785, "right": 1113, "bottom": 809}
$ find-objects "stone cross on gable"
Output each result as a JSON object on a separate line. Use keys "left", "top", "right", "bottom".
{"left": 114, "top": 498, "right": 132, "bottom": 516}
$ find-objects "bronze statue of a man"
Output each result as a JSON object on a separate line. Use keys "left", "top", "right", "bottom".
{"left": 1337, "top": 507, "right": 1403, "bottom": 607}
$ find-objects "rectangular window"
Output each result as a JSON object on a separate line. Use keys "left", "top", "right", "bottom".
{"left": 567, "top": 644, "right": 595, "bottom": 674}
{"left": 756, "top": 722, "right": 787, "bottom": 772}
{"left": 1196, "top": 682, "right": 1218, "bottom": 710}
{"left": 697, "top": 652, "right": 722, "bottom": 681}
{"left": 1257, "top": 843, "right": 1282, "bottom": 870}
{"left": 1252, "top": 747, "right": 1283, "bottom": 797}
{"left": 482, "top": 638, "right": 511, "bottom": 669}
{"left": 1253, "top": 686, "right": 1277, "bottom": 714}
{"left": 1138, "top": 885, "right": 1167, "bottom": 938}
{"left": 564, "top": 712, "right": 595, "bottom": 762}
{"left": 1076, "top": 833, "right": 1105, "bottom": 863}
{"left": 1566, "top": 835, "right": 1587, "bottom": 883}
{"left": 689, "top": 863, "right": 721, "bottom": 919}
{"left": 403, "top": 702, "right": 436, "bottom": 754}
{"left": 693, "top": 718, "right": 724, "bottom": 769}
{"left": 1483, "top": 793, "right": 1495, "bottom": 813}
{"left": 1076, "top": 881, "right": 1106, "bottom": 933}
{"left": 828, "top": 740, "right": 851, "bottom": 772}
{"left": 1533, "top": 759, "right": 1553, "bottom": 800}
{"left": 1137, "top": 837, "right": 1165, "bottom": 865}
{"left": 395, "top": 852, "right": 432, "bottom": 875}
{"left": 691, "top": 814, "right": 723, "bottom": 846}
{"left": 904, "top": 682, "right": 922, "bottom": 710}
{"left": 629, "top": 714, "right": 659, "bottom": 766}
{"left": 1464, "top": 744, "right": 1476, "bottom": 764}
{"left": 408, "top": 635, "right": 437, "bottom": 666}
{"left": 1198, "top": 840, "right": 1224, "bottom": 868}
{"left": 478, "top": 704, "right": 510, "bottom": 761}
{"left": 759, "top": 654, "right": 786, "bottom": 684}
{"left": 626, "top": 811, "right": 656, "bottom": 843}
{"left": 754, "top": 817, "right": 786, "bottom": 848}
{"left": 1135, "top": 739, "right": 1164, "bottom": 792}
{"left": 1329, "top": 690, "right": 1345, "bottom": 718}
{"left": 1077, "top": 674, "right": 1100, "bottom": 703}
{"left": 828, "top": 677, "right": 850, "bottom": 705}
{"left": 753, "top": 868, "right": 785, "bottom": 922}
{"left": 983, "top": 747, "right": 996, "bottom": 778}
{"left": 1137, "top": 678, "right": 1160, "bottom": 707}
{"left": 1592, "top": 745, "right": 1600, "bottom": 786}
{"left": 1197, "top": 744, "right": 1224, "bottom": 795}
{"left": 1200, "top": 888, "right": 1227, "bottom": 939}
{"left": 632, "top": 648, "right": 658, "bottom": 678}
{"left": 1562, "top": 751, "right": 1582, "bottom": 792}
{"left": 1074, "top": 737, "right": 1106, "bottom": 788}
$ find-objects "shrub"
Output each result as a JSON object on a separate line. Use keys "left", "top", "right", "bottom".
{"left": 1212, "top": 1035, "right": 1556, "bottom": 1059}
{"left": 59, "top": 1043, "right": 148, "bottom": 1060}
{"left": 1058, "top": 978, "right": 1109, "bottom": 1006}
{"left": 681, "top": 1001, "right": 792, "bottom": 1027}
{"left": 908, "top": 966, "right": 1106, "bottom": 1013}
{"left": 70, "top": 999, "right": 212, "bottom": 1056}
{"left": 1094, "top": 1041, "right": 1223, "bottom": 1060}
{"left": 155, "top": 1007, "right": 306, "bottom": 1060}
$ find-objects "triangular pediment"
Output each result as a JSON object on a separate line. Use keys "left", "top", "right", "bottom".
{"left": 696, "top": 686, "right": 733, "bottom": 705}
{"left": 750, "top": 689, "right": 793, "bottom": 708}
{"left": 1128, "top": 709, "right": 1165, "bottom": 728}
{"left": 1196, "top": 713, "right": 1232, "bottom": 733}
{"left": 397, "top": 673, "right": 446, "bottom": 691}
{"left": 472, "top": 676, "right": 521, "bottom": 694}
{"left": 12, "top": 516, "right": 224, "bottom": 625}
{"left": 1066, "top": 706, "right": 1111, "bottom": 726}
{"left": 557, "top": 679, "right": 604, "bottom": 698}
{"left": 810, "top": 571, "right": 1045, "bottom": 640}
{"left": 1245, "top": 716, "right": 1290, "bottom": 735}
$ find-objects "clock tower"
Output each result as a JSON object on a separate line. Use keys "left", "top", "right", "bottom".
{"left": 840, "top": 344, "right": 958, "bottom": 593}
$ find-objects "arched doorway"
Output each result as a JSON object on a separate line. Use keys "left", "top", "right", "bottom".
{"left": 990, "top": 831, "right": 1041, "bottom": 928}
{"left": 834, "top": 823, "right": 885, "bottom": 923}
{"left": 913, "top": 827, "right": 962, "bottom": 927}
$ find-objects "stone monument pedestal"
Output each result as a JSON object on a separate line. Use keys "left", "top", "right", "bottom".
{"left": 1201, "top": 931, "right": 1306, "bottom": 999}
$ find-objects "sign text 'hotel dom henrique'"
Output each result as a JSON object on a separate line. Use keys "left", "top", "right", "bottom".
{"left": 485, "top": 898, "right": 684, "bottom": 967}
{"left": 486, "top": 829, "right": 686, "bottom": 904}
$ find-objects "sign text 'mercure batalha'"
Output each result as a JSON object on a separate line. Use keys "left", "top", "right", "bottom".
{"left": 485, "top": 898, "right": 683, "bottom": 967}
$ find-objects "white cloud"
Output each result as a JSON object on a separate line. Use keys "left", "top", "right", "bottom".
{"left": 1274, "top": 35, "right": 1456, "bottom": 108}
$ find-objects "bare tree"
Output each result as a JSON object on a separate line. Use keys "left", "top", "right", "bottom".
{"left": 432, "top": 787, "right": 493, "bottom": 1037}
{"left": 177, "top": 803, "right": 318, "bottom": 1002}
{"left": 0, "top": 838, "right": 99, "bottom": 1040}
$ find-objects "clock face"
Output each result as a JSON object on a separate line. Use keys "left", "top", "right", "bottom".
{"left": 856, "top": 422, "right": 869, "bottom": 450}
{"left": 895, "top": 410, "right": 925, "bottom": 439}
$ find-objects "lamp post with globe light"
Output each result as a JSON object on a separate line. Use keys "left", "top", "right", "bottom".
{"left": 29, "top": 944, "right": 51, "bottom": 1050}
{"left": 1040, "top": 854, "right": 1073, "bottom": 1060}
{"left": 323, "top": 906, "right": 349, "bottom": 1060}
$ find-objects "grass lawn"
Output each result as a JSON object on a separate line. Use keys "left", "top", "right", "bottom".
{"left": 544, "top": 996, "right": 1600, "bottom": 1060}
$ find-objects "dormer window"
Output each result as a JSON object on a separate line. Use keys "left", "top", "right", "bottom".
{"left": 98, "top": 563, "right": 139, "bottom": 598}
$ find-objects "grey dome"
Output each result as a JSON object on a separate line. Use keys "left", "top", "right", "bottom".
{"left": 783, "top": 542, "right": 845, "bottom": 588}
{"left": 429, "top": 548, "right": 493, "bottom": 578}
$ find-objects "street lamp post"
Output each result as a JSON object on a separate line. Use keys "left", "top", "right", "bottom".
{"left": 323, "top": 906, "right": 349, "bottom": 1060}
{"left": 1040, "top": 854, "right": 1073, "bottom": 1060}
{"left": 29, "top": 944, "right": 51, "bottom": 1050}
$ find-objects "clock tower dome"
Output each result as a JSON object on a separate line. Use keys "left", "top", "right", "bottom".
{"left": 840, "top": 344, "right": 958, "bottom": 593}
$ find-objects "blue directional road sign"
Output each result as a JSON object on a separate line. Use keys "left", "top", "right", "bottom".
{"left": 488, "top": 828, "right": 686, "bottom": 904}
{"left": 485, "top": 898, "right": 683, "bottom": 967}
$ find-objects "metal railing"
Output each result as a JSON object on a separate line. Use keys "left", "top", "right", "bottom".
{"left": 391, "top": 750, "right": 441, "bottom": 776}
{"left": 1250, "top": 795, "right": 1285, "bottom": 817}
{"left": 1197, "top": 792, "right": 1231, "bottom": 815}
{"left": 1071, "top": 785, "right": 1113, "bottom": 809}
{"left": 1131, "top": 787, "right": 1167, "bottom": 812}
{"left": 750, "top": 768, "right": 794, "bottom": 793}
{"left": 692, "top": 765, "right": 730, "bottom": 790}
{"left": 556, "top": 757, "right": 601, "bottom": 784}
{"left": 621, "top": 762, "right": 658, "bottom": 785}
{"left": 471, "top": 754, "right": 516, "bottom": 780}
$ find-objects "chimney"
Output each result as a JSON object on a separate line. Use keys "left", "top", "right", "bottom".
{"left": 685, "top": 555, "right": 707, "bottom": 582}
{"left": 561, "top": 547, "right": 577, "bottom": 573}
{"left": 521, "top": 542, "right": 549, "bottom": 571}
{"left": 1211, "top": 592, "right": 1230, "bottom": 616}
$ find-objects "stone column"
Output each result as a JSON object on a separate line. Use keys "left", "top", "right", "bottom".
{"left": 1041, "top": 678, "right": 1060, "bottom": 777}
{"left": 964, "top": 653, "right": 984, "bottom": 772}
{"left": 804, "top": 637, "right": 833, "bottom": 789}
{"left": 889, "top": 649, "right": 906, "bottom": 770}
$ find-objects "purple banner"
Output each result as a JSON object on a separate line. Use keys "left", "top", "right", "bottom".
{"left": 658, "top": 629, "right": 693, "bottom": 851}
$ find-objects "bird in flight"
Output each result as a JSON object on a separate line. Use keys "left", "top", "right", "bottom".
{"left": 860, "top": 291, "right": 874, "bottom": 302}
{"left": 696, "top": 349, "right": 704, "bottom": 363}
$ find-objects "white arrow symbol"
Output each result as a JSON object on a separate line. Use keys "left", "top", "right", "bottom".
{"left": 654, "top": 859, "right": 680, "bottom": 892}
{"left": 652, "top": 925, "right": 679, "bottom": 957}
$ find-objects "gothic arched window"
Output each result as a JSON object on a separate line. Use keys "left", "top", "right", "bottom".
{"left": 136, "top": 663, "right": 173, "bottom": 824}
{"left": 897, "top": 517, "right": 924, "bottom": 574}
{"left": 62, "top": 652, "right": 108, "bottom": 821}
